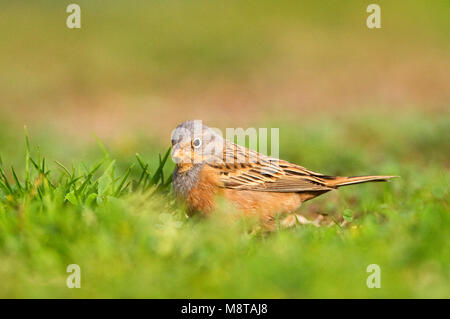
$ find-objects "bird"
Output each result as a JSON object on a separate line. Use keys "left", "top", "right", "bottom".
{"left": 171, "top": 120, "right": 396, "bottom": 230}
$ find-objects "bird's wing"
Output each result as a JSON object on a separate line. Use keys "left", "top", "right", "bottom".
{"left": 208, "top": 142, "right": 334, "bottom": 192}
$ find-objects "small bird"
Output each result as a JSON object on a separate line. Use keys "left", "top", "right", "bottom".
{"left": 171, "top": 120, "right": 396, "bottom": 230}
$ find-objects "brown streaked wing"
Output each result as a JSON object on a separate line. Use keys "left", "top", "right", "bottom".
{"left": 209, "top": 142, "right": 333, "bottom": 193}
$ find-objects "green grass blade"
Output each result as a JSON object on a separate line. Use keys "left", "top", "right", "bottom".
{"left": 114, "top": 164, "right": 134, "bottom": 196}
{"left": 0, "top": 167, "right": 13, "bottom": 194}
{"left": 159, "top": 154, "right": 165, "bottom": 185}
{"left": 29, "top": 157, "right": 41, "bottom": 172}
{"left": 88, "top": 159, "right": 105, "bottom": 177}
{"left": 54, "top": 161, "right": 72, "bottom": 177}
{"left": 149, "top": 147, "right": 171, "bottom": 187}
{"left": 24, "top": 126, "right": 31, "bottom": 189}
{"left": 135, "top": 153, "right": 147, "bottom": 171}
{"left": 136, "top": 163, "right": 149, "bottom": 189}
{"left": 11, "top": 166, "right": 23, "bottom": 194}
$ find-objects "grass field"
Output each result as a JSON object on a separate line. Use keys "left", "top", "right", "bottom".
{"left": 0, "top": 111, "right": 448, "bottom": 298}
{"left": 0, "top": 1, "right": 449, "bottom": 298}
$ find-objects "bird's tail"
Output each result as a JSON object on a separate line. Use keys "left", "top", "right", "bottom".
{"left": 324, "top": 175, "right": 398, "bottom": 188}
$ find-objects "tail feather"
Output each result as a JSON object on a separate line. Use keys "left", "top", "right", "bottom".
{"left": 325, "top": 175, "right": 398, "bottom": 188}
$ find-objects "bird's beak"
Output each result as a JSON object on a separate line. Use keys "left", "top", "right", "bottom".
{"left": 171, "top": 146, "right": 183, "bottom": 163}
{"left": 172, "top": 143, "right": 193, "bottom": 164}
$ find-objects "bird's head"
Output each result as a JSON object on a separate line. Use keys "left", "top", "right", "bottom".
{"left": 171, "top": 120, "right": 224, "bottom": 172}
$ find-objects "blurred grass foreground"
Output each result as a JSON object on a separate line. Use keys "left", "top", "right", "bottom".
{"left": 0, "top": 113, "right": 449, "bottom": 298}
{"left": 0, "top": 1, "right": 449, "bottom": 298}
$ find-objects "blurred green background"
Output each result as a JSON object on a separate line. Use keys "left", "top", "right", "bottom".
{"left": 0, "top": 0, "right": 448, "bottom": 298}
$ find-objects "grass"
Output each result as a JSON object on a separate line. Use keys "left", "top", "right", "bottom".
{"left": 0, "top": 112, "right": 448, "bottom": 298}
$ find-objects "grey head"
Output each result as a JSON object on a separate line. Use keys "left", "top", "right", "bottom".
{"left": 171, "top": 120, "right": 224, "bottom": 197}
{"left": 170, "top": 120, "right": 224, "bottom": 165}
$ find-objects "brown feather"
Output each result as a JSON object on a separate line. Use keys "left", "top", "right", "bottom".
{"left": 322, "top": 175, "right": 397, "bottom": 187}
{"left": 208, "top": 141, "right": 396, "bottom": 194}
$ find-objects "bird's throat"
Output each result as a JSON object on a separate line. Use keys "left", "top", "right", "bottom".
{"left": 173, "top": 163, "right": 205, "bottom": 197}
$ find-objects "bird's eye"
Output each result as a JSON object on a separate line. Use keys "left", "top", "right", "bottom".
{"left": 192, "top": 138, "right": 202, "bottom": 148}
